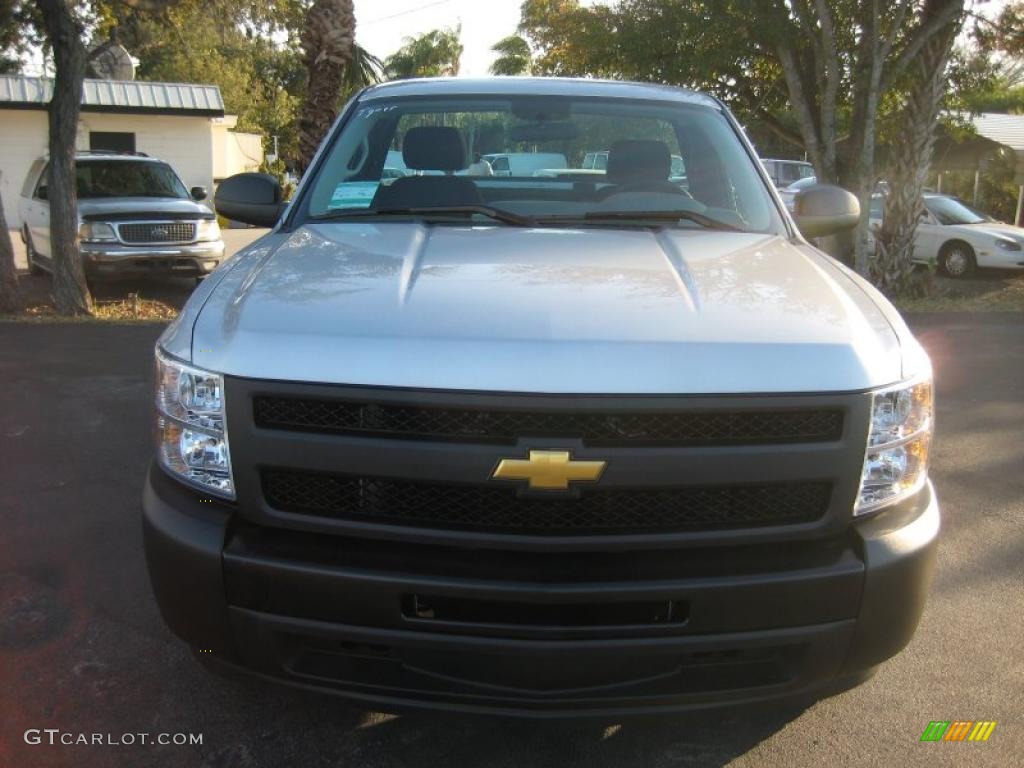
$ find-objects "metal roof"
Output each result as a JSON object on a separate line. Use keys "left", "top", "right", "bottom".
{"left": 0, "top": 74, "right": 224, "bottom": 116}
{"left": 972, "top": 113, "right": 1024, "bottom": 152}
{"left": 361, "top": 77, "right": 721, "bottom": 108}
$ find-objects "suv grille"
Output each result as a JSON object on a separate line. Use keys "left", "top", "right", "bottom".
{"left": 253, "top": 397, "right": 844, "bottom": 447}
{"left": 261, "top": 470, "right": 831, "bottom": 534}
{"left": 117, "top": 222, "right": 195, "bottom": 244}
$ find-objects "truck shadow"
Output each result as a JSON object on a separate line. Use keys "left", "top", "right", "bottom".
{"left": 202, "top": 669, "right": 818, "bottom": 768}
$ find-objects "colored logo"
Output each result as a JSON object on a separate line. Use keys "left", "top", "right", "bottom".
{"left": 920, "top": 721, "right": 996, "bottom": 742}
{"left": 491, "top": 450, "right": 606, "bottom": 490}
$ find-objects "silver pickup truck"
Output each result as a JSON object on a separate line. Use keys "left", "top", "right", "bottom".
{"left": 143, "top": 77, "right": 938, "bottom": 717}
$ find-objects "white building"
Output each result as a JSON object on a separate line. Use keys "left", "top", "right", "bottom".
{"left": 0, "top": 74, "right": 264, "bottom": 222}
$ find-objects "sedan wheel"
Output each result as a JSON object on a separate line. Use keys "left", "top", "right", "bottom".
{"left": 940, "top": 243, "right": 976, "bottom": 278}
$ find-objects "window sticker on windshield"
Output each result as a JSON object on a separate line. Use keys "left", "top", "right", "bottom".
{"left": 328, "top": 181, "right": 379, "bottom": 209}
{"left": 354, "top": 105, "right": 398, "bottom": 120}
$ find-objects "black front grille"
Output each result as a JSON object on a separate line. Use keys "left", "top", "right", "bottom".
{"left": 118, "top": 221, "right": 195, "bottom": 244}
{"left": 261, "top": 470, "right": 831, "bottom": 534}
{"left": 253, "top": 396, "right": 844, "bottom": 447}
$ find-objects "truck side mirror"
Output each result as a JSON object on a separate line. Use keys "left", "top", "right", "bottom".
{"left": 214, "top": 173, "right": 285, "bottom": 228}
{"left": 793, "top": 185, "right": 861, "bottom": 239}
{"left": 190, "top": 186, "right": 208, "bottom": 201}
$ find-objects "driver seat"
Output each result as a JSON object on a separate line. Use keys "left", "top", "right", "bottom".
{"left": 598, "top": 140, "right": 681, "bottom": 198}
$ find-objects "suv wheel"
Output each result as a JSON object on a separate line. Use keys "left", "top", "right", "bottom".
{"left": 939, "top": 241, "right": 976, "bottom": 279}
{"left": 23, "top": 228, "right": 46, "bottom": 276}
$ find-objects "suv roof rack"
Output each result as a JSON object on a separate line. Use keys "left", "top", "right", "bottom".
{"left": 76, "top": 150, "right": 150, "bottom": 158}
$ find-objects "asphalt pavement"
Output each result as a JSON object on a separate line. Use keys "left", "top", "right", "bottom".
{"left": 0, "top": 313, "right": 1021, "bottom": 767}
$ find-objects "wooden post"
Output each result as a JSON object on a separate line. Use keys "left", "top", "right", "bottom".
{"left": 1016, "top": 184, "right": 1023, "bottom": 228}
{"left": 972, "top": 169, "right": 980, "bottom": 205}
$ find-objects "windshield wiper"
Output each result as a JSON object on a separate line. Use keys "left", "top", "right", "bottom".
{"left": 312, "top": 205, "right": 536, "bottom": 227}
{"left": 539, "top": 210, "right": 742, "bottom": 232}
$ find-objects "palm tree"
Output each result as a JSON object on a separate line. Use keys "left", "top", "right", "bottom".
{"left": 298, "top": 0, "right": 355, "bottom": 172}
{"left": 489, "top": 35, "right": 531, "bottom": 76}
{"left": 384, "top": 27, "right": 462, "bottom": 80}
{"left": 342, "top": 43, "right": 384, "bottom": 100}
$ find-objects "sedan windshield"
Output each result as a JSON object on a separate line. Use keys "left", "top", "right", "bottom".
{"left": 76, "top": 160, "right": 188, "bottom": 199}
{"left": 925, "top": 196, "right": 986, "bottom": 226}
{"left": 302, "top": 94, "right": 781, "bottom": 233}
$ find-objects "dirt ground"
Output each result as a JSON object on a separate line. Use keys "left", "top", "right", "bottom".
{"left": 3, "top": 228, "right": 267, "bottom": 320}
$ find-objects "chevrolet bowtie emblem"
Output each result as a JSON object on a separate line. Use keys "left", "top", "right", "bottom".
{"left": 492, "top": 450, "right": 606, "bottom": 490}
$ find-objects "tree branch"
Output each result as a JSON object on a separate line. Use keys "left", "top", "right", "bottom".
{"left": 882, "top": 0, "right": 963, "bottom": 91}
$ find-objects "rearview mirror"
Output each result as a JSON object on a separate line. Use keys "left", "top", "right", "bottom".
{"left": 793, "top": 185, "right": 860, "bottom": 239}
{"left": 214, "top": 173, "right": 285, "bottom": 228}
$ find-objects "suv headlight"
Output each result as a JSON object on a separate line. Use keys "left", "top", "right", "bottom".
{"left": 856, "top": 377, "right": 933, "bottom": 515}
{"left": 78, "top": 221, "right": 118, "bottom": 243}
{"left": 154, "top": 347, "right": 234, "bottom": 498}
{"left": 195, "top": 219, "right": 221, "bottom": 242}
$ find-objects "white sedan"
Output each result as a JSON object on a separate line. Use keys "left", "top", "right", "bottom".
{"left": 869, "top": 194, "right": 1024, "bottom": 277}
{"left": 779, "top": 176, "right": 818, "bottom": 212}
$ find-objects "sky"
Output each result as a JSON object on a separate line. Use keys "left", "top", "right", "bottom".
{"left": 353, "top": 0, "right": 553, "bottom": 77}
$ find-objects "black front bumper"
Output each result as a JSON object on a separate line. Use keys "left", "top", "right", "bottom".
{"left": 142, "top": 465, "right": 938, "bottom": 717}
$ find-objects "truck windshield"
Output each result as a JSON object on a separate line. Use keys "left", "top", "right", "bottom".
{"left": 76, "top": 160, "right": 189, "bottom": 199}
{"left": 303, "top": 95, "right": 780, "bottom": 233}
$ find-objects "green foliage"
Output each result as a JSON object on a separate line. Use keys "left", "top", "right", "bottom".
{"left": 90, "top": 0, "right": 310, "bottom": 166}
{"left": 939, "top": 149, "right": 1021, "bottom": 224}
{"left": 341, "top": 42, "right": 384, "bottom": 101}
{"left": 489, "top": 35, "right": 531, "bottom": 76}
{"left": 260, "top": 155, "right": 295, "bottom": 199}
{"left": 973, "top": 1, "right": 1024, "bottom": 58}
{"left": 519, "top": 0, "right": 802, "bottom": 151}
{"left": 384, "top": 27, "right": 462, "bottom": 79}
{"left": 0, "top": 0, "right": 42, "bottom": 73}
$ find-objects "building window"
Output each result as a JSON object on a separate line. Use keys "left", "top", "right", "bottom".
{"left": 89, "top": 131, "right": 136, "bottom": 153}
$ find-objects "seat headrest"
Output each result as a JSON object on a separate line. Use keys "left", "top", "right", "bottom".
{"left": 606, "top": 140, "right": 671, "bottom": 184}
{"left": 402, "top": 126, "right": 467, "bottom": 172}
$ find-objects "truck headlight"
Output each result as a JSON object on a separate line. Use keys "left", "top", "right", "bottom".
{"left": 78, "top": 222, "right": 118, "bottom": 243}
{"left": 856, "top": 377, "right": 933, "bottom": 515}
{"left": 195, "top": 219, "right": 221, "bottom": 242}
{"left": 154, "top": 347, "right": 234, "bottom": 498}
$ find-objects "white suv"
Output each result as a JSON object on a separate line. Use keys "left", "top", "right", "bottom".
{"left": 19, "top": 151, "right": 223, "bottom": 282}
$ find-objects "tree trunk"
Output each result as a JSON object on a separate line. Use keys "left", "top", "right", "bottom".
{"left": 872, "top": 1, "right": 963, "bottom": 296}
{"left": 297, "top": 0, "right": 355, "bottom": 173}
{"left": 0, "top": 175, "right": 20, "bottom": 314}
{"left": 38, "top": 0, "right": 93, "bottom": 315}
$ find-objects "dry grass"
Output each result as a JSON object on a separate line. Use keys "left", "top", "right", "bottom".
{"left": 5, "top": 293, "right": 179, "bottom": 323}
{"left": 1, "top": 272, "right": 190, "bottom": 324}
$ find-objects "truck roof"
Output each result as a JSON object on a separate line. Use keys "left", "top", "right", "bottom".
{"left": 360, "top": 77, "right": 721, "bottom": 108}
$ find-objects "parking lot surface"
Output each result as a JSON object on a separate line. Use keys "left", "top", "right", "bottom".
{"left": 0, "top": 314, "right": 1021, "bottom": 767}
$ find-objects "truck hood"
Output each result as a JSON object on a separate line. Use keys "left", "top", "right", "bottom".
{"left": 77, "top": 197, "right": 212, "bottom": 219}
{"left": 189, "top": 223, "right": 905, "bottom": 394}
